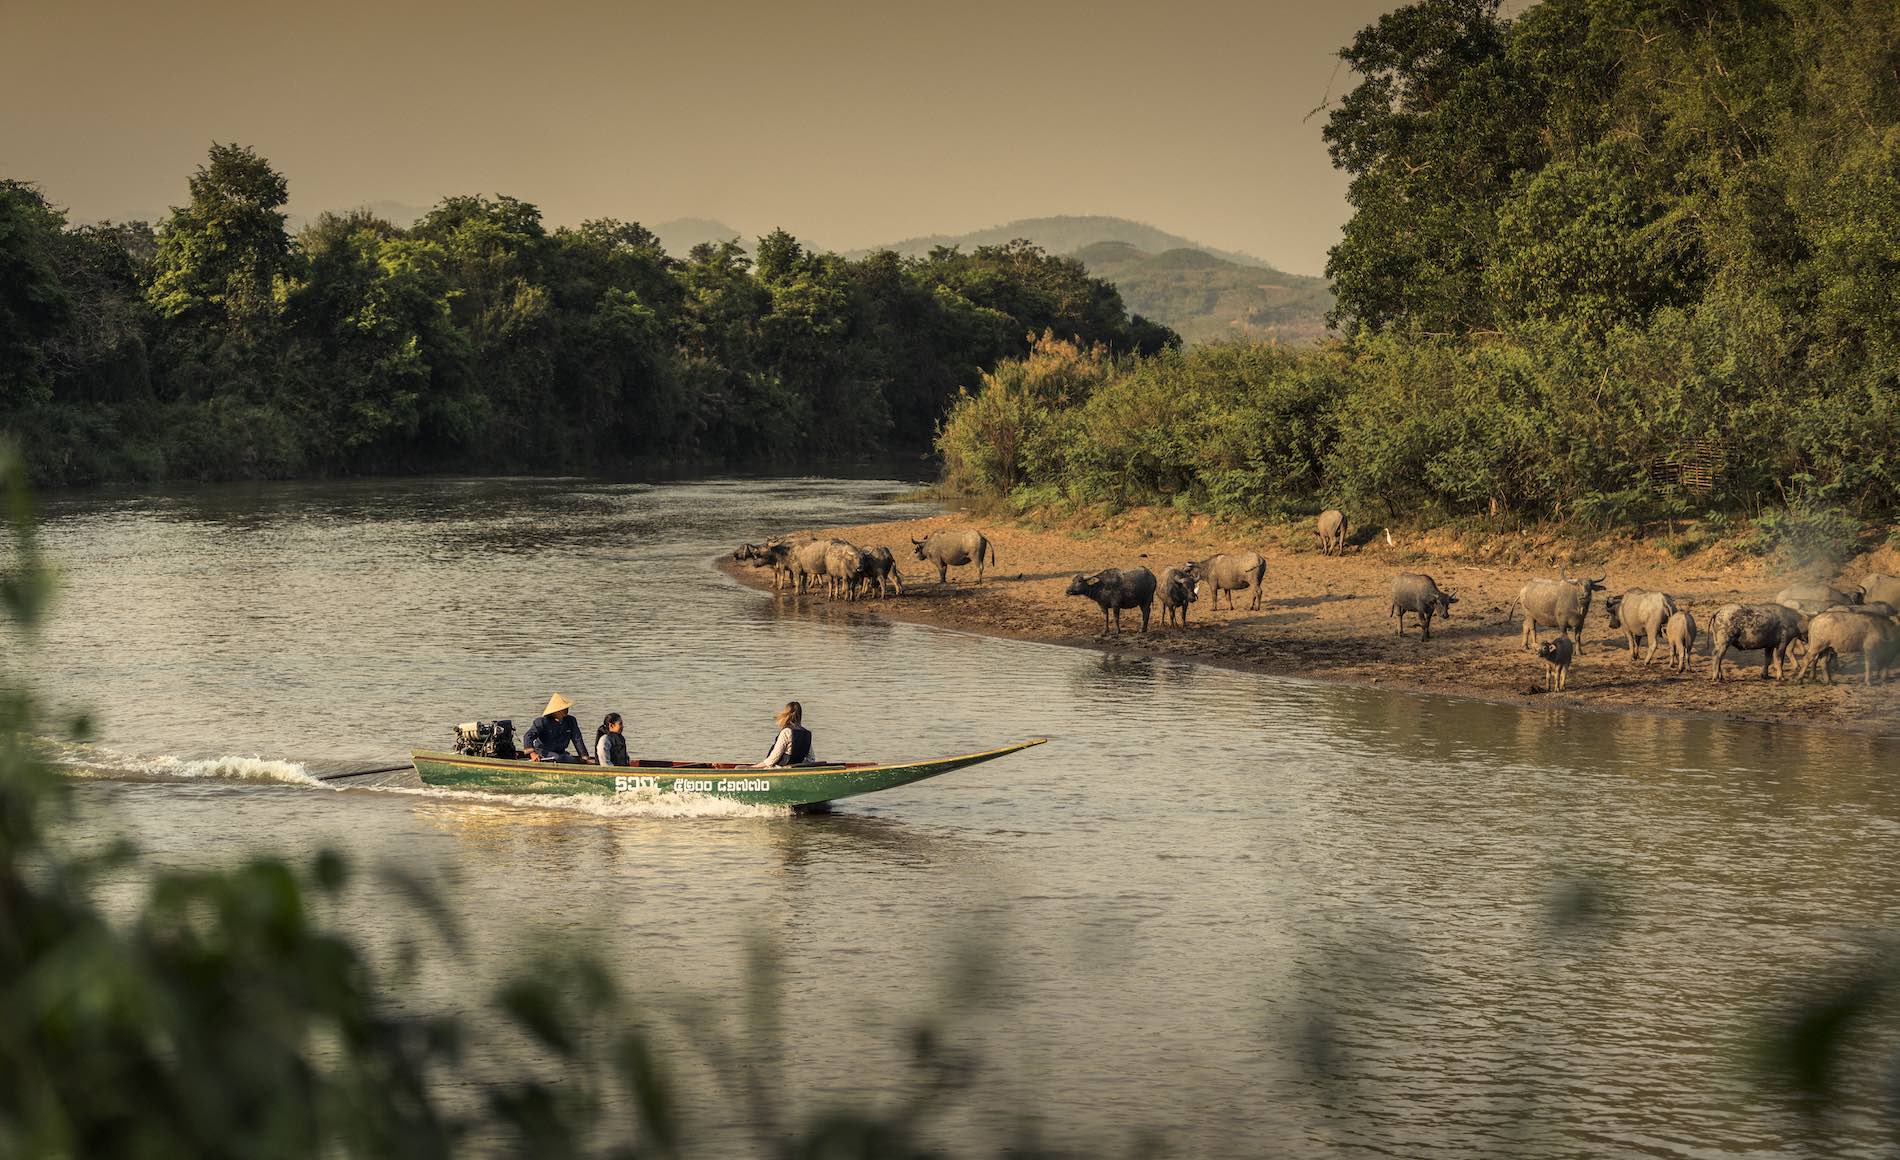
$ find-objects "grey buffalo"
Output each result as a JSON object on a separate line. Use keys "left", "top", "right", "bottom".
{"left": 1159, "top": 565, "right": 1199, "bottom": 627}
{"left": 1511, "top": 571, "right": 1607, "bottom": 654}
{"left": 911, "top": 527, "right": 996, "bottom": 584}
{"left": 1795, "top": 608, "right": 1900, "bottom": 685}
{"left": 1389, "top": 572, "right": 1457, "bottom": 640}
{"left": 864, "top": 546, "right": 904, "bottom": 597}
{"left": 1861, "top": 574, "right": 1900, "bottom": 608}
{"left": 1315, "top": 509, "right": 1348, "bottom": 556}
{"left": 1708, "top": 603, "right": 1809, "bottom": 682}
{"left": 1066, "top": 567, "right": 1156, "bottom": 635}
{"left": 823, "top": 541, "right": 872, "bottom": 601}
{"left": 789, "top": 538, "right": 856, "bottom": 596}
{"left": 1776, "top": 582, "right": 1862, "bottom": 614}
{"left": 1665, "top": 609, "right": 1698, "bottom": 673}
{"left": 1604, "top": 587, "right": 1678, "bottom": 664}
{"left": 1193, "top": 551, "right": 1268, "bottom": 611}
{"left": 1537, "top": 636, "right": 1575, "bottom": 691}
{"left": 733, "top": 541, "right": 796, "bottom": 590}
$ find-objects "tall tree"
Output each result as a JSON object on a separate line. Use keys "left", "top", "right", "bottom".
{"left": 148, "top": 144, "right": 292, "bottom": 333}
{"left": 1322, "top": 0, "right": 1541, "bottom": 334}
{"left": 0, "top": 182, "right": 68, "bottom": 407}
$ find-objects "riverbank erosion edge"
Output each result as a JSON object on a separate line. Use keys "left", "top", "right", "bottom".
{"left": 717, "top": 513, "right": 1900, "bottom": 739}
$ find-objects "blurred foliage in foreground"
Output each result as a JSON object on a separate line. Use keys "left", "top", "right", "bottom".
{"left": 1, "top": 444, "right": 1897, "bottom": 1156}
{"left": 942, "top": 0, "right": 1900, "bottom": 535}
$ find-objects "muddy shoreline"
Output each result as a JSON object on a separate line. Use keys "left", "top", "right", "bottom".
{"left": 718, "top": 514, "right": 1900, "bottom": 739}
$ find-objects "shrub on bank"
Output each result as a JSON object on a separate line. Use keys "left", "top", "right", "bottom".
{"left": 936, "top": 332, "right": 1113, "bottom": 498}
{"left": 939, "top": 323, "right": 1900, "bottom": 530}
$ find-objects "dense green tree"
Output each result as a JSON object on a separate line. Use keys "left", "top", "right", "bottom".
{"left": 282, "top": 212, "right": 450, "bottom": 461}
{"left": 147, "top": 144, "right": 292, "bottom": 338}
{"left": 42, "top": 222, "right": 157, "bottom": 406}
{"left": 918, "top": 241, "right": 1134, "bottom": 356}
{"left": 0, "top": 182, "right": 68, "bottom": 407}
{"left": 1485, "top": 144, "right": 1688, "bottom": 334}
{"left": 1323, "top": 0, "right": 1541, "bottom": 334}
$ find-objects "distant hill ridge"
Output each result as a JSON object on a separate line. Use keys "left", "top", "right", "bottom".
{"left": 1072, "top": 241, "right": 1332, "bottom": 346}
{"left": 652, "top": 217, "right": 744, "bottom": 257}
{"left": 855, "top": 215, "right": 1283, "bottom": 272}
{"left": 854, "top": 216, "right": 1331, "bottom": 345}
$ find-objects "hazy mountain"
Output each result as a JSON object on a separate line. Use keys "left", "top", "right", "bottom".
{"left": 857, "top": 215, "right": 1282, "bottom": 272}
{"left": 856, "top": 215, "right": 1331, "bottom": 344}
{"left": 653, "top": 217, "right": 744, "bottom": 258}
{"left": 1069, "top": 241, "right": 1333, "bottom": 346}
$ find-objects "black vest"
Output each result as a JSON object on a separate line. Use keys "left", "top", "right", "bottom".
{"left": 598, "top": 731, "right": 630, "bottom": 767}
{"left": 783, "top": 726, "right": 812, "bottom": 765}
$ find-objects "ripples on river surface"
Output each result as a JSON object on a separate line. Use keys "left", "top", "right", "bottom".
{"left": 30, "top": 475, "right": 1900, "bottom": 1157}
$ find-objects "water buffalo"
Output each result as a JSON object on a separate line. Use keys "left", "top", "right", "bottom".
{"left": 1315, "top": 509, "right": 1348, "bottom": 556}
{"left": 823, "top": 541, "right": 873, "bottom": 600}
{"left": 1795, "top": 608, "right": 1900, "bottom": 685}
{"left": 1604, "top": 588, "right": 1678, "bottom": 664}
{"left": 1775, "top": 582, "right": 1862, "bottom": 614}
{"left": 1861, "top": 574, "right": 1900, "bottom": 608}
{"left": 1066, "top": 567, "right": 1156, "bottom": 635}
{"left": 864, "top": 546, "right": 904, "bottom": 597}
{"left": 1537, "top": 636, "right": 1574, "bottom": 691}
{"left": 1708, "top": 603, "right": 1809, "bottom": 682}
{"left": 1511, "top": 571, "right": 1607, "bottom": 653}
{"left": 1389, "top": 572, "right": 1457, "bottom": 640}
{"left": 1665, "top": 609, "right": 1698, "bottom": 673}
{"left": 1159, "top": 565, "right": 1199, "bottom": 627}
{"left": 789, "top": 537, "right": 855, "bottom": 596}
{"left": 911, "top": 527, "right": 996, "bottom": 584}
{"left": 733, "top": 541, "right": 796, "bottom": 590}
{"left": 1193, "top": 551, "right": 1268, "bottom": 611}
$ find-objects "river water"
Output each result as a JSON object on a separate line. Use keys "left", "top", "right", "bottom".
{"left": 29, "top": 475, "right": 1900, "bottom": 1157}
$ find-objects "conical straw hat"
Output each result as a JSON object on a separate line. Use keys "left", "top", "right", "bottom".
{"left": 545, "top": 692, "right": 573, "bottom": 715}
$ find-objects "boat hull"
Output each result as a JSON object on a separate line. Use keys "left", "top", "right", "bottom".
{"left": 408, "top": 738, "right": 1046, "bottom": 807}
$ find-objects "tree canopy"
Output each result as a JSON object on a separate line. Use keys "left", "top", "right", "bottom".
{"left": 941, "top": 0, "right": 1900, "bottom": 528}
{"left": 0, "top": 148, "right": 1177, "bottom": 485}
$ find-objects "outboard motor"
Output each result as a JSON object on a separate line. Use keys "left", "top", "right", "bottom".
{"left": 452, "top": 719, "right": 517, "bottom": 759}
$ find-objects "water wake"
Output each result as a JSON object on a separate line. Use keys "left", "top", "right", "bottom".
{"left": 52, "top": 742, "right": 324, "bottom": 786}
{"left": 373, "top": 783, "right": 793, "bottom": 819}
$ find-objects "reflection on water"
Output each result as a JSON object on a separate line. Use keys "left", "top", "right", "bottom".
{"left": 35, "top": 475, "right": 1900, "bottom": 1157}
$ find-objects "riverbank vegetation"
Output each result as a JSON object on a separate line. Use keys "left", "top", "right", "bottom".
{"left": 939, "top": 0, "right": 1900, "bottom": 548}
{"left": 0, "top": 153, "right": 1175, "bottom": 487}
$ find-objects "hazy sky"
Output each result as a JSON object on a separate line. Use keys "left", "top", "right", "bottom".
{"left": 3, "top": 0, "right": 1447, "bottom": 274}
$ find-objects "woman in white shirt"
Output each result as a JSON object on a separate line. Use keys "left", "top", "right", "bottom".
{"left": 753, "top": 701, "right": 818, "bottom": 768}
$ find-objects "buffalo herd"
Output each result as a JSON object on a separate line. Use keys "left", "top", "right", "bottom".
{"left": 731, "top": 527, "right": 995, "bottom": 602}
{"left": 737, "top": 513, "right": 1900, "bottom": 689}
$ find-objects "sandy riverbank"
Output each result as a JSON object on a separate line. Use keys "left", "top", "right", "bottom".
{"left": 718, "top": 511, "right": 1900, "bottom": 738}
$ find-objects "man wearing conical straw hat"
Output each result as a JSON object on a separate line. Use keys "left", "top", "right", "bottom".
{"left": 524, "top": 692, "right": 593, "bottom": 763}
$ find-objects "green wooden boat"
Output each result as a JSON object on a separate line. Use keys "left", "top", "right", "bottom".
{"left": 409, "top": 738, "right": 1048, "bottom": 807}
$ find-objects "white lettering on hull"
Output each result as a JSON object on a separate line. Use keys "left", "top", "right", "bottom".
{"left": 613, "top": 776, "right": 773, "bottom": 795}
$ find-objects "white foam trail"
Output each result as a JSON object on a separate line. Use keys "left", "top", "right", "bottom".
{"left": 372, "top": 783, "right": 792, "bottom": 819}
{"left": 50, "top": 742, "right": 325, "bottom": 787}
